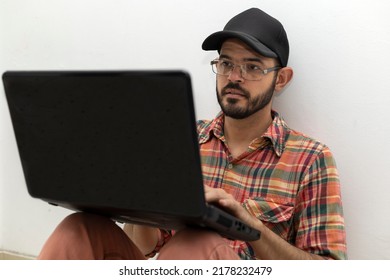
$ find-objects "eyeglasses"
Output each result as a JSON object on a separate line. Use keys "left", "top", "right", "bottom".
{"left": 210, "top": 59, "right": 281, "bottom": 81}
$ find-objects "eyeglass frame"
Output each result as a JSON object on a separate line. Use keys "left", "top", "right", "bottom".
{"left": 210, "top": 58, "right": 281, "bottom": 81}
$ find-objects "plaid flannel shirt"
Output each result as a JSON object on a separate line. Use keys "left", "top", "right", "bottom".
{"left": 197, "top": 111, "right": 347, "bottom": 260}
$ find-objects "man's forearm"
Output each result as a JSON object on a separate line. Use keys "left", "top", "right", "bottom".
{"left": 123, "top": 224, "right": 160, "bottom": 256}
{"left": 250, "top": 221, "right": 325, "bottom": 260}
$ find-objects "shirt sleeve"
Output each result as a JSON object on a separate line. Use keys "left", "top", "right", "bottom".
{"left": 294, "top": 147, "right": 347, "bottom": 259}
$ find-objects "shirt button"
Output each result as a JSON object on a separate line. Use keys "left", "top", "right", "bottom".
{"left": 228, "top": 163, "right": 233, "bottom": 169}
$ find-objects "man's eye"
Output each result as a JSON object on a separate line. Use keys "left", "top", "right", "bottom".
{"left": 220, "top": 61, "right": 233, "bottom": 68}
{"left": 246, "top": 64, "right": 261, "bottom": 71}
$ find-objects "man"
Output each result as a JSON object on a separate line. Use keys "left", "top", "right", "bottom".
{"left": 38, "top": 8, "right": 347, "bottom": 260}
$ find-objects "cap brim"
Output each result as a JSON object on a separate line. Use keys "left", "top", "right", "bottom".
{"left": 202, "top": 31, "right": 277, "bottom": 58}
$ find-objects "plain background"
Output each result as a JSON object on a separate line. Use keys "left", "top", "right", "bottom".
{"left": 1, "top": 0, "right": 389, "bottom": 259}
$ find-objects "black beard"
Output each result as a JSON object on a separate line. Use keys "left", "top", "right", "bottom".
{"left": 216, "top": 78, "right": 277, "bottom": 119}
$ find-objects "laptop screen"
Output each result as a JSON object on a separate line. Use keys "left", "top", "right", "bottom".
{"left": 3, "top": 71, "right": 206, "bottom": 217}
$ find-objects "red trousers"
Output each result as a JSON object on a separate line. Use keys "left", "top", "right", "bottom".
{"left": 38, "top": 212, "right": 240, "bottom": 260}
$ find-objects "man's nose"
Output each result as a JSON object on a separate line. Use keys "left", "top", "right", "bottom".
{"left": 227, "top": 65, "right": 244, "bottom": 83}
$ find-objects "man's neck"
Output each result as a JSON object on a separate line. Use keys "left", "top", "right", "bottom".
{"left": 223, "top": 109, "right": 273, "bottom": 158}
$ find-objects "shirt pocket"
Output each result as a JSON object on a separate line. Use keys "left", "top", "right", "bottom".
{"left": 243, "top": 197, "right": 295, "bottom": 239}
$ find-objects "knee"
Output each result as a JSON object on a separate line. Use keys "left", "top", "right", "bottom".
{"left": 164, "top": 227, "right": 228, "bottom": 251}
{"left": 57, "top": 212, "right": 115, "bottom": 234}
{"left": 61, "top": 212, "right": 89, "bottom": 224}
{"left": 176, "top": 228, "right": 224, "bottom": 242}
{"left": 59, "top": 212, "right": 93, "bottom": 228}
{"left": 157, "top": 227, "right": 237, "bottom": 260}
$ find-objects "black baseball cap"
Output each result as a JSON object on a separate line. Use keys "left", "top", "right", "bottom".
{"left": 202, "top": 8, "right": 289, "bottom": 67}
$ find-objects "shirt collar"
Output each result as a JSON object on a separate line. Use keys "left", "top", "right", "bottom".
{"left": 198, "top": 110, "right": 289, "bottom": 157}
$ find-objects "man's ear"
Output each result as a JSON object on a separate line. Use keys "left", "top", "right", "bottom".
{"left": 275, "top": 67, "right": 293, "bottom": 92}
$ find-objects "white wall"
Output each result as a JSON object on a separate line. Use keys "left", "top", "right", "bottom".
{"left": 1, "top": 0, "right": 389, "bottom": 259}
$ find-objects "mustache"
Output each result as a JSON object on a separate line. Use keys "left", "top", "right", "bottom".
{"left": 221, "top": 82, "right": 249, "bottom": 97}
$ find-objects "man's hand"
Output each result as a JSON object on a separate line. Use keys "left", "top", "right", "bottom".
{"left": 204, "top": 186, "right": 326, "bottom": 260}
{"left": 203, "top": 185, "right": 259, "bottom": 229}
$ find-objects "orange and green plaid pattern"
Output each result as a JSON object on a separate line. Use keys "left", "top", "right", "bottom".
{"left": 197, "top": 111, "right": 347, "bottom": 260}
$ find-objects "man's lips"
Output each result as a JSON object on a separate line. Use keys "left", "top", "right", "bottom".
{"left": 223, "top": 88, "right": 247, "bottom": 98}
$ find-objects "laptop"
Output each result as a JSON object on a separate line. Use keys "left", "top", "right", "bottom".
{"left": 2, "top": 70, "right": 260, "bottom": 241}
